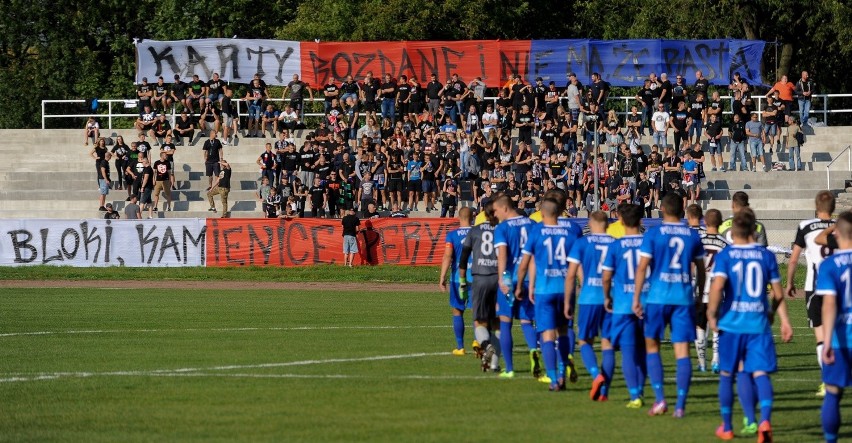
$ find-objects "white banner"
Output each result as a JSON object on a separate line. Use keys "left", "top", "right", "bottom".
{"left": 0, "top": 219, "right": 207, "bottom": 267}
{"left": 135, "top": 39, "right": 301, "bottom": 86}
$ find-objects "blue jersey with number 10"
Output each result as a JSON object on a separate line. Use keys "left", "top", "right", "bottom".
{"left": 713, "top": 244, "right": 780, "bottom": 335}
{"left": 446, "top": 227, "right": 473, "bottom": 283}
{"left": 523, "top": 223, "right": 580, "bottom": 295}
{"left": 816, "top": 249, "right": 852, "bottom": 349}
{"left": 602, "top": 235, "right": 648, "bottom": 314}
{"left": 567, "top": 233, "right": 616, "bottom": 304}
{"left": 494, "top": 215, "right": 534, "bottom": 282}
{"left": 640, "top": 222, "right": 705, "bottom": 305}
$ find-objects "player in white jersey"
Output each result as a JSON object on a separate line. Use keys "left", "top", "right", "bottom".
{"left": 686, "top": 205, "right": 728, "bottom": 374}
{"left": 786, "top": 190, "right": 836, "bottom": 397}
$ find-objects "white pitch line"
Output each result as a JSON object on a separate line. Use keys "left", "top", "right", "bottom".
{"left": 0, "top": 325, "right": 449, "bottom": 338}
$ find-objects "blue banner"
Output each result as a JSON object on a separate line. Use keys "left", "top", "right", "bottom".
{"left": 527, "top": 39, "right": 765, "bottom": 87}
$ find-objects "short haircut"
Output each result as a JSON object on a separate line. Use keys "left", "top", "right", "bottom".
{"left": 493, "top": 194, "right": 515, "bottom": 210}
{"left": 815, "top": 190, "right": 836, "bottom": 215}
{"left": 458, "top": 206, "right": 473, "bottom": 224}
{"left": 542, "top": 189, "right": 568, "bottom": 214}
{"left": 540, "top": 199, "right": 560, "bottom": 218}
{"left": 618, "top": 204, "right": 643, "bottom": 228}
{"left": 732, "top": 191, "right": 750, "bottom": 208}
{"left": 482, "top": 200, "right": 498, "bottom": 226}
{"left": 589, "top": 210, "right": 608, "bottom": 226}
{"left": 837, "top": 211, "right": 852, "bottom": 242}
{"left": 731, "top": 207, "right": 757, "bottom": 240}
{"left": 661, "top": 193, "right": 685, "bottom": 218}
{"left": 704, "top": 209, "right": 723, "bottom": 229}
{"left": 686, "top": 204, "right": 703, "bottom": 221}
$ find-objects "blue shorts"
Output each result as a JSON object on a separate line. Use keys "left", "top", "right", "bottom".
{"left": 421, "top": 180, "right": 436, "bottom": 193}
{"left": 823, "top": 347, "right": 852, "bottom": 388}
{"left": 449, "top": 279, "right": 471, "bottom": 311}
{"left": 207, "top": 93, "right": 224, "bottom": 102}
{"left": 342, "top": 235, "right": 358, "bottom": 254}
{"left": 718, "top": 331, "right": 777, "bottom": 374}
{"left": 643, "top": 303, "right": 696, "bottom": 343}
{"left": 98, "top": 179, "right": 110, "bottom": 195}
{"left": 577, "top": 303, "right": 611, "bottom": 341}
{"left": 764, "top": 124, "right": 778, "bottom": 137}
{"left": 497, "top": 283, "right": 534, "bottom": 321}
{"left": 609, "top": 313, "right": 642, "bottom": 348}
{"left": 534, "top": 292, "right": 566, "bottom": 332}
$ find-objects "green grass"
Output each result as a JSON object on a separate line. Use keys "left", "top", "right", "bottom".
{"left": 0, "top": 286, "right": 841, "bottom": 442}
{"left": 0, "top": 263, "right": 807, "bottom": 287}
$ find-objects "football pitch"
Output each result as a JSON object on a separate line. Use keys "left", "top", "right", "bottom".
{"left": 0, "top": 275, "right": 838, "bottom": 442}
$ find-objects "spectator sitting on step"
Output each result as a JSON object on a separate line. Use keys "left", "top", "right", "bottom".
{"left": 135, "top": 105, "right": 157, "bottom": 136}
{"left": 152, "top": 76, "right": 171, "bottom": 112}
{"left": 173, "top": 111, "right": 195, "bottom": 145}
{"left": 277, "top": 106, "right": 298, "bottom": 133}
{"left": 103, "top": 203, "right": 120, "bottom": 219}
{"left": 84, "top": 117, "right": 99, "bottom": 146}
{"left": 261, "top": 104, "right": 280, "bottom": 137}
{"left": 199, "top": 102, "right": 220, "bottom": 137}
{"left": 152, "top": 113, "right": 172, "bottom": 146}
{"left": 389, "top": 202, "right": 408, "bottom": 218}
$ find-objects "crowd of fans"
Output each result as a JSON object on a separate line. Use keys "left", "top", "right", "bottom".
{"left": 90, "top": 69, "right": 817, "bottom": 218}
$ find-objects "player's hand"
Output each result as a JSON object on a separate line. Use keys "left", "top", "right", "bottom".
{"left": 824, "top": 345, "right": 836, "bottom": 365}
{"left": 499, "top": 282, "right": 510, "bottom": 296}
{"left": 514, "top": 285, "right": 523, "bottom": 301}
{"left": 632, "top": 300, "right": 644, "bottom": 319}
{"left": 785, "top": 284, "right": 797, "bottom": 298}
{"left": 439, "top": 281, "right": 447, "bottom": 293}
{"left": 708, "top": 317, "right": 718, "bottom": 333}
{"left": 604, "top": 297, "right": 613, "bottom": 313}
{"left": 780, "top": 321, "right": 793, "bottom": 343}
{"left": 563, "top": 303, "right": 573, "bottom": 320}
{"left": 528, "top": 289, "right": 535, "bottom": 305}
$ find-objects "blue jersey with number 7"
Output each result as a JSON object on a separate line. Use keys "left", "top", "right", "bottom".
{"left": 567, "top": 233, "right": 616, "bottom": 305}
{"left": 639, "top": 222, "right": 705, "bottom": 305}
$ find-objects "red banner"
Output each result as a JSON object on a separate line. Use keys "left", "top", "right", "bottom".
{"left": 300, "top": 40, "right": 532, "bottom": 88}
{"left": 205, "top": 218, "right": 460, "bottom": 267}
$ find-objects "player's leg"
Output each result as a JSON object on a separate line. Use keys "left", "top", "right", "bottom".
{"left": 694, "top": 299, "right": 708, "bottom": 372}
{"left": 808, "top": 291, "right": 827, "bottom": 397}
{"left": 745, "top": 333, "right": 780, "bottom": 441}
{"left": 558, "top": 319, "right": 578, "bottom": 384}
{"left": 599, "top": 314, "right": 615, "bottom": 400}
{"left": 518, "top": 288, "right": 542, "bottom": 380}
{"left": 577, "top": 304, "right": 601, "bottom": 381}
{"left": 617, "top": 315, "right": 644, "bottom": 407}
{"left": 737, "top": 370, "right": 758, "bottom": 435}
{"left": 716, "top": 330, "right": 741, "bottom": 439}
{"left": 452, "top": 308, "right": 465, "bottom": 355}
{"left": 643, "top": 303, "right": 667, "bottom": 414}
{"left": 671, "top": 304, "right": 696, "bottom": 417}
{"left": 823, "top": 385, "right": 843, "bottom": 443}
{"left": 496, "top": 287, "right": 516, "bottom": 377}
{"left": 536, "top": 292, "right": 561, "bottom": 390}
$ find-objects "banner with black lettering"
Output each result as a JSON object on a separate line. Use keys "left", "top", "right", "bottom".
{"left": 0, "top": 219, "right": 206, "bottom": 267}
{"left": 135, "top": 39, "right": 301, "bottom": 86}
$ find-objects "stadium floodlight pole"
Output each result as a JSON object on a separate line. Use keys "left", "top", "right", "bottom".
{"left": 593, "top": 127, "right": 600, "bottom": 211}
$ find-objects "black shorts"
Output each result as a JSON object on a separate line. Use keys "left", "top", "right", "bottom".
{"left": 387, "top": 178, "right": 404, "bottom": 193}
{"left": 409, "top": 101, "right": 423, "bottom": 114}
{"left": 408, "top": 180, "right": 421, "bottom": 193}
{"left": 363, "top": 101, "right": 377, "bottom": 112}
{"left": 806, "top": 290, "right": 823, "bottom": 328}
{"left": 205, "top": 162, "right": 221, "bottom": 177}
{"left": 695, "top": 299, "right": 708, "bottom": 330}
{"left": 291, "top": 99, "right": 303, "bottom": 111}
{"left": 140, "top": 188, "right": 152, "bottom": 204}
{"left": 471, "top": 274, "right": 498, "bottom": 323}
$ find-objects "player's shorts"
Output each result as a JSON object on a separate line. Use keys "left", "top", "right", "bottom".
{"left": 806, "top": 290, "right": 823, "bottom": 328}
{"left": 577, "top": 303, "right": 611, "bottom": 341}
{"left": 824, "top": 346, "right": 852, "bottom": 387}
{"left": 471, "top": 274, "right": 498, "bottom": 323}
{"left": 497, "top": 283, "right": 534, "bottom": 321}
{"left": 449, "top": 278, "right": 472, "bottom": 311}
{"left": 718, "top": 331, "right": 777, "bottom": 374}
{"left": 534, "top": 292, "right": 567, "bottom": 332}
{"left": 695, "top": 300, "right": 708, "bottom": 330}
{"left": 342, "top": 235, "right": 358, "bottom": 254}
{"left": 643, "top": 303, "right": 696, "bottom": 343}
{"left": 609, "top": 313, "right": 643, "bottom": 348}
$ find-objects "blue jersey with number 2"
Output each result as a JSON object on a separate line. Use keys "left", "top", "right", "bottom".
{"left": 713, "top": 244, "right": 780, "bottom": 335}
{"left": 640, "top": 222, "right": 705, "bottom": 305}
{"left": 816, "top": 249, "right": 852, "bottom": 349}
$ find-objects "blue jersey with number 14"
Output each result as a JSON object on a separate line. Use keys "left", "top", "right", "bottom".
{"left": 640, "top": 222, "right": 705, "bottom": 305}
{"left": 816, "top": 249, "right": 852, "bottom": 349}
{"left": 602, "top": 235, "right": 648, "bottom": 315}
{"left": 567, "top": 233, "right": 616, "bottom": 304}
{"left": 446, "top": 227, "right": 472, "bottom": 283}
{"left": 523, "top": 223, "right": 579, "bottom": 295}
{"left": 494, "top": 215, "right": 534, "bottom": 282}
{"left": 713, "top": 244, "right": 780, "bottom": 335}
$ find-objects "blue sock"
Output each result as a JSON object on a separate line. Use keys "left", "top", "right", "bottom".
{"left": 452, "top": 315, "right": 464, "bottom": 350}
{"left": 719, "top": 374, "right": 734, "bottom": 432}
{"left": 542, "top": 340, "right": 558, "bottom": 382}
{"left": 737, "top": 371, "right": 757, "bottom": 425}
{"left": 500, "top": 321, "right": 514, "bottom": 372}
{"left": 636, "top": 346, "right": 647, "bottom": 398}
{"left": 754, "top": 374, "right": 773, "bottom": 424}
{"left": 566, "top": 323, "right": 576, "bottom": 355}
{"left": 580, "top": 343, "right": 599, "bottom": 378}
{"left": 622, "top": 346, "right": 639, "bottom": 400}
{"left": 521, "top": 322, "right": 538, "bottom": 351}
{"left": 601, "top": 349, "right": 615, "bottom": 396}
{"left": 557, "top": 335, "right": 571, "bottom": 379}
{"left": 647, "top": 352, "right": 665, "bottom": 403}
{"left": 675, "top": 357, "right": 692, "bottom": 411}
{"left": 823, "top": 390, "right": 842, "bottom": 443}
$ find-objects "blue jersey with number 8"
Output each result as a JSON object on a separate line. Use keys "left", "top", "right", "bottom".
{"left": 640, "top": 222, "right": 705, "bottom": 305}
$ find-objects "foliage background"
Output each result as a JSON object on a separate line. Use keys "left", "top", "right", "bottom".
{"left": 1, "top": 0, "right": 849, "bottom": 128}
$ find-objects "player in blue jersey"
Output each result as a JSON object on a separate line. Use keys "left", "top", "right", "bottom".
{"left": 602, "top": 203, "right": 648, "bottom": 409}
{"left": 516, "top": 198, "right": 577, "bottom": 391}
{"left": 439, "top": 207, "right": 475, "bottom": 356}
{"left": 494, "top": 195, "right": 542, "bottom": 380}
{"left": 632, "top": 193, "right": 706, "bottom": 417}
{"left": 566, "top": 211, "right": 616, "bottom": 401}
{"left": 707, "top": 208, "right": 792, "bottom": 441}
{"left": 816, "top": 211, "right": 852, "bottom": 443}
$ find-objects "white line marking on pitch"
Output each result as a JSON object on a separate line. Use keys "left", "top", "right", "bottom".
{"left": 0, "top": 325, "right": 450, "bottom": 338}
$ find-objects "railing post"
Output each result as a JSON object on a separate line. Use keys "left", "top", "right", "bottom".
{"left": 108, "top": 100, "right": 113, "bottom": 130}
{"left": 41, "top": 101, "right": 45, "bottom": 129}
{"left": 823, "top": 95, "right": 829, "bottom": 126}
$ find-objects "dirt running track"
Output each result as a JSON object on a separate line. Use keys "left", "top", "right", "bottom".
{"left": 0, "top": 280, "right": 437, "bottom": 292}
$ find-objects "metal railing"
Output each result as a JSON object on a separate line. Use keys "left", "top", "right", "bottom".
{"left": 826, "top": 145, "right": 852, "bottom": 189}
{"left": 41, "top": 93, "right": 852, "bottom": 129}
